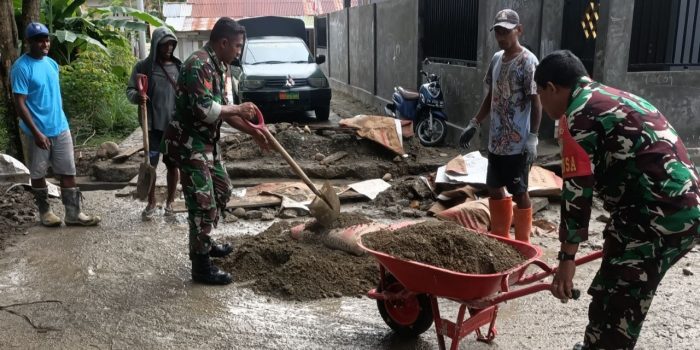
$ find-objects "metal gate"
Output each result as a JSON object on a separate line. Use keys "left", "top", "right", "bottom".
{"left": 561, "top": 0, "right": 600, "bottom": 75}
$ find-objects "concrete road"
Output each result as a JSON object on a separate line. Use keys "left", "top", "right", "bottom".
{"left": 0, "top": 192, "right": 698, "bottom": 349}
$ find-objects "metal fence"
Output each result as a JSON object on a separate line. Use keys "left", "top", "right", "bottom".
{"left": 629, "top": 0, "right": 700, "bottom": 71}
{"left": 421, "top": 0, "right": 479, "bottom": 66}
{"left": 561, "top": 0, "right": 599, "bottom": 75}
{"left": 315, "top": 16, "right": 328, "bottom": 49}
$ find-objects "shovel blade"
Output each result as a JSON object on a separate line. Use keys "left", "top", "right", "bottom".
{"left": 134, "top": 163, "right": 155, "bottom": 201}
{"left": 308, "top": 182, "right": 340, "bottom": 228}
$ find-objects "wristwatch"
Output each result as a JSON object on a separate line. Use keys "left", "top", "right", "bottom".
{"left": 557, "top": 251, "right": 576, "bottom": 261}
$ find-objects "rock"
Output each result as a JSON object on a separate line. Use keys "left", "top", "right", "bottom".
{"left": 277, "top": 122, "right": 291, "bottom": 131}
{"left": 439, "top": 153, "right": 448, "bottom": 157}
{"left": 303, "top": 125, "right": 312, "bottom": 134}
{"left": 396, "top": 199, "right": 410, "bottom": 207}
{"left": 314, "top": 153, "right": 325, "bottom": 161}
{"left": 267, "top": 124, "right": 277, "bottom": 135}
{"left": 590, "top": 242, "right": 604, "bottom": 250}
{"left": 278, "top": 209, "right": 298, "bottom": 219}
{"left": 385, "top": 206, "right": 401, "bottom": 216}
{"left": 320, "top": 130, "right": 336, "bottom": 137}
{"left": 99, "top": 141, "right": 120, "bottom": 159}
{"left": 232, "top": 207, "right": 246, "bottom": 218}
{"left": 321, "top": 151, "right": 348, "bottom": 165}
{"left": 331, "top": 134, "right": 352, "bottom": 142}
{"left": 332, "top": 291, "right": 342, "bottom": 298}
{"left": 382, "top": 173, "right": 392, "bottom": 181}
{"left": 682, "top": 268, "right": 694, "bottom": 276}
{"left": 393, "top": 156, "right": 402, "bottom": 163}
{"left": 96, "top": 147, "right": 108, "bottom": 159}
{"left": 92, "top": 160, "right": 140, "bottom": 182}
{"left": 245, "top": 210, "right": 263, "bottom": 220}
{"left": 261, "top": 212, "right": 275, "bottom": 221}
{"left": 224, "top": 215, "right": 239, "bottom": 223}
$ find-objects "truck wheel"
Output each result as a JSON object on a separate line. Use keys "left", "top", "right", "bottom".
{"left": 376, "top": 273, "right": 433, "bottom": 337}
{"left": 314, "top": 105, "right": 330, "bottom": 121}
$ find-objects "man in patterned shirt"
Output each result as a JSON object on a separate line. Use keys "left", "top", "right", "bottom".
{"left": 162, "top": 18, "right": 268, "bottom": 285}
{"left": 536, "top": 50, "right": 700, "bottom": 349}
{"left": 459, "top": 9, "right": 542, "bottom": 243}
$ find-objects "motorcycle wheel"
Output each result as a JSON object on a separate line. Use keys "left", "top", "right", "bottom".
{"left": 415, "top": 116, "right": 447, "bottom": 146}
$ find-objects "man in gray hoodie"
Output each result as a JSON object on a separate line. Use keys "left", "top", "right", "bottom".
{"left": 127, "top": 27, "right": 182, "bottom": 220}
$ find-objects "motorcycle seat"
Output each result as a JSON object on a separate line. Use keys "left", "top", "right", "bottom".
{"left": 398, "top": 87, "right": 420, "bottom": 100}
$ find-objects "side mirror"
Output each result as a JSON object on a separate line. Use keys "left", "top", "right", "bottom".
{"left": 315, "top": 54, "right": 326, "bottom": 65}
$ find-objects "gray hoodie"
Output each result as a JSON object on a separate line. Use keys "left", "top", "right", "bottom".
{"left": 126, "top": 27, "right": 182, "bottom": 132}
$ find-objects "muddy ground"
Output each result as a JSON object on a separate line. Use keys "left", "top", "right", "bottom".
{"left": 0, "top": 185, "right": 37, "bottom": 252}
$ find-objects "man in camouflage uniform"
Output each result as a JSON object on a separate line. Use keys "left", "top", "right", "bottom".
{"left": 162, "top": 17, "right": 268, "bottom": 285}
{"left": 535, "top": 50, "right": 699, "bottom": 349}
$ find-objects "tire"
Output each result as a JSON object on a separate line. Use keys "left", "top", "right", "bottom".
{"left": 314, "top": 105, "right": 330, "bottom": 121}
{"left": 415, "top": 114, "right": 447, "bottom": 147}
{"left": 376, "top": 273, "right": 433, "bottom": 337}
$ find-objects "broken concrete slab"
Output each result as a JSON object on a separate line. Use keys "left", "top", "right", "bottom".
{"left": 320, "top": 151, "right": 348, "bottom": 165}
{"left": 93, "top": 160, "right": 140, "bottom": 182}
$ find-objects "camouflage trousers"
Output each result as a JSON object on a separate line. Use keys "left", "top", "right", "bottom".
{"left": 583, "top": 228, "right": 699, "bottom": 349}
{"left": 178, "top": 156, "right": 232, "bottom": 256}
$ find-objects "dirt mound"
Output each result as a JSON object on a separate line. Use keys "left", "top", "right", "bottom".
{"left": 0, "top": 185, "right": 38, "bottom": 251}
{"left": 361, "top": 221, "right": 526, "bottom": 274}
{"left": 223, "top": 125, "right": 454, "bottom": 164}
{"left": 373, "top": 176, "right": 434, "bottom": 213}
{"left": 219, "top": 218, "right": 378, "bottom": 301}
{"left": 302, "top": 212, "right": 372, "bottom": 236}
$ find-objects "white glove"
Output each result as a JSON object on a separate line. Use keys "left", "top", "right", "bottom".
{"left": 524, "top": 132, "right": 538, "bottom": 164}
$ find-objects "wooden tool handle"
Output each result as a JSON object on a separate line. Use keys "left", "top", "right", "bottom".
{"left": 141, "top": 104, "right": 150, "bottom": 165}
{"left": 261, "top": 128, "right": 323, "bottom": 198}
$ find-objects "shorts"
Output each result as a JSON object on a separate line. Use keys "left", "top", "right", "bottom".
{"left": 486, "top": 152, "right": 529, "bottom": 195}
{"left": 28, "top": 130, "right": 76, "bottom": 179}
{"left": 147, "top": 129, "right": 174, "bottom": 168}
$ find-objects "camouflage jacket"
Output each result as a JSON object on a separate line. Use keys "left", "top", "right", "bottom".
{"left": 162, "top": 43, "right": 228, "bottom": 161}
{"left": 559, "top": 76, "right": 700, "bottom": 243}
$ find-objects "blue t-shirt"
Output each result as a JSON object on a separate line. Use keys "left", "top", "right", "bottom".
{"left": 11, "top": 54, "right": 69, "bottom": 137}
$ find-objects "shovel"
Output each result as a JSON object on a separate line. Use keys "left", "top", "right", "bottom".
{"left": 134, "top": 74, "right": 156, "bottom": 201}
{"left": 245, "top": 109, "right": 340, "bottom": 227}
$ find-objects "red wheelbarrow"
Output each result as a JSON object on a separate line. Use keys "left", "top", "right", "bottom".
{"left": 357, "top": 230, "right": 603, "bottom": 350}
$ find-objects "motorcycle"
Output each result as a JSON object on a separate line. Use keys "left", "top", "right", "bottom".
{"left": 384, "top": 63, "right": 448, "bottom": 146}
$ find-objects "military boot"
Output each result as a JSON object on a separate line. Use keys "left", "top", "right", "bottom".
{"left": 32, "top": 188, "right": 62, "bottom": 227}
{"left": 209, "top": 243, "right": 233, "bottom": 258}
{"left": 61, "top": 187, "right": 101, "bottom": 226}
{"left": 191, "top": 253, "right": 232, "bottom": 285}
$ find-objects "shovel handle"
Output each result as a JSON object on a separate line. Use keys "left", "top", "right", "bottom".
{"left": 244, "top": 108, "right": 325, "bottom": 199}
{"left": 136, "top": 74, "right": 149, "bottom": 165}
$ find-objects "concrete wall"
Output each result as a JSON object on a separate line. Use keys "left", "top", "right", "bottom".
{"left": 595, "top": 0, "right": 700, "bottom": 144}
{"left": 375, "top": 0, "right": 420, "bottom": 101}
{"left": 348, "top": 5, "right": 376, "bottom": 96}
{"left": 329, "top": 10, "right": 349, "bottom": 84}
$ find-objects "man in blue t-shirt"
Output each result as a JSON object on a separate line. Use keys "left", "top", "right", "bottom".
{"left": 11, "top": 22, "right": 100, "bottom": 227}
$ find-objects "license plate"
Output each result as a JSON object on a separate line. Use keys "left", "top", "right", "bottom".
{"left": 279, "top": 91, "right": 299, "bottom": 100}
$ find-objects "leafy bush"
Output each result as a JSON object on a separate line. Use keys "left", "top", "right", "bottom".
{"left": 60, "top": 43, "right": 138, "bottom": 144}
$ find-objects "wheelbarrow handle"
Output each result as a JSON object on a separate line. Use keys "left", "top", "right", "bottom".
{"left": 469, "top": 283, "right": 581, "bottom": 308}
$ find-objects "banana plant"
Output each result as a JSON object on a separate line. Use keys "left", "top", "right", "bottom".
{"left": 37, "top": 0, "right": 170, "bottom": 64}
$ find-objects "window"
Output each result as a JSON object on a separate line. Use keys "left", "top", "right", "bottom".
{"left": 421, "top": 0, "right": 479, "bottom": 66}
{"left": 315, "top": 16, "right": 328, "bottom": 49}
{"left": 629, "top": 0, "right": 700, "bottom": 71}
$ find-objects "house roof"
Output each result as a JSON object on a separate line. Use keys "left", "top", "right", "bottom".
{"left": 164, "top": 0, "right": 358, "bottom": 32}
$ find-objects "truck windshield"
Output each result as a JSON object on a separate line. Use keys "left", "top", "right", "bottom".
{"left": 243, "top": 41, "right": 312, "bottom": 65}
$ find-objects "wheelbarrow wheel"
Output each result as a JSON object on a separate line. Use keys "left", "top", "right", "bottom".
{"left": 376, "top": 273, "right": 433, "bottom": 337}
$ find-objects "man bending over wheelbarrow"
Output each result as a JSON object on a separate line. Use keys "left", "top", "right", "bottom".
{"left": 535, "top": 50, "right": 700, "bottom": 349}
